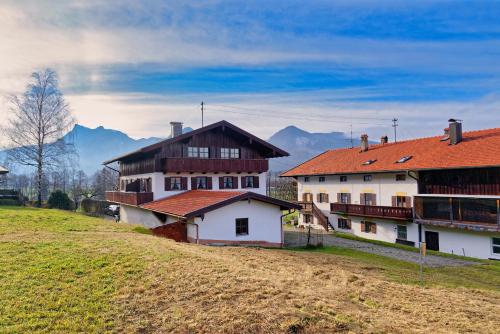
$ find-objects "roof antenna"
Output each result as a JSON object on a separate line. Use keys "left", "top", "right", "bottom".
{"left": 201, "top": 101, "right": 204, "bottom": 127}
{"left": 350, "top": 123, "right": 353, "bottom": 148}
{"left": 392, "top": 118, "right": 399, "bottom": 142}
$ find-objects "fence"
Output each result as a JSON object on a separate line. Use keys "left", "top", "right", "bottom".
{"left": 283, "top": 227, "right": 326, "bottom": 247}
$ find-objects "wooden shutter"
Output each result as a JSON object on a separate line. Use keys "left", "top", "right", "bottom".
{"left": 164, "top": 177, "right": 171, "bottom": 191}
{"left": 360, "top": 221, "right": 366, "bottom": 232}
{"left": 346, "top": 219, "right": 352, "bottom": 229}
{"left": 392, "top": 196, "right": 397, "bottom": 207}
{"left": 370, "top": 223, "right": 377, "bottom": 234}
{"left": 219, "top": 177, "right": 224, "bottom": 189}
{"left": 191, "top": 177, "right": 197, "bottom": 190}
{"left": 302, "top": 193, "right": 308, "bottom": 202}
{"left": 325, "top": 193, "right": 329, "bottom": 203}
{"left": 405, "top": 196, "right": 412, "bottom": 208}
{"left": 253, "top": 176, "right": 259, "bottom": 188}
{"left": 181, "top": 177, "right": 188, "bottom": 190}
{"left": 360, "top": 193, "right": 366, "bottom": 205}
{"left": 337, "top": 193, "right": 341, "bottom": 203}
{"left": 371, "top": 194, "right": 377, "bottom": 206}
{"left": 317, "top": 193, "right": 321, "bottom": 202}
{"left": 232, "top": 176, "right": 239, "bottom": 189}
{"left": 241, "top": 176, "right": 247, "bottom": 188}
{"left": 347, "top": 193, "right": 351, "bottom": 204}
{"left": 207, "top": 177, "right": 213, "bottom": 190}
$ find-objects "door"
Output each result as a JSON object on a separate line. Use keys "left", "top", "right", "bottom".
{"left": 425, "top": 231, "right": 439, "bottom": 251}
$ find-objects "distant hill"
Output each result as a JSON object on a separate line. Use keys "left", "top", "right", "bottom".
{"left": 267, "top": 125, "right": 364, "bottom": 172}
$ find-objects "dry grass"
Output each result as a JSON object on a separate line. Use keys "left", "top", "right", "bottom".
{"left": 1, "top": 207, "right": 499, "bottom": 333}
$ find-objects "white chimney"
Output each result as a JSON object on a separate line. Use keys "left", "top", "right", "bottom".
{"left": 360, "top": 134, "right": 369, "bottom": 152}
{"left": 170, "top": 122, "right": 183, "bottom": 138}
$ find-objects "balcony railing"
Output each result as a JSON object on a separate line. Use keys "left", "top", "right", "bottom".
{"left": 105, "top": 191, "right": 154, "bottom": 206}
{"left": 414, "top": 195, "right": 500, "bottom": 231}
{"left": 162, "top": 158, "right": 268, "bottom": 173}
{"left": 331, "top": 203, "right": 413, "bottom": 221}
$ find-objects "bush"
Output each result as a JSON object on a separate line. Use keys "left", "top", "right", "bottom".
{"left": 80, "top": 198, "right": 111, "bottom": 216}
{"left": 47, "top": 190, "right": 73, "bottom": 210}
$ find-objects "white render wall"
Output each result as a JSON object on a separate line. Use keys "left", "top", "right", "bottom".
{"left": 188, "top": 199, "right": 283, "bottom": 244}
{"left": 120, "top": 204, "right": 177, "bottom": 228}
{"left": 120, "top": 172, "right": 267, "bottom": 200}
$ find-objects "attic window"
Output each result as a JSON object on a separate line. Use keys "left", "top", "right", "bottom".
{"left": 396, "top": 156, "right": 412, "bottom": 163}
{"left": 362, "top": 159, "right": 377, "bottom": 165}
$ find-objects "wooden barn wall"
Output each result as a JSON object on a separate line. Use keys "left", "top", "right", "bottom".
{"left": 120, "top": 157, "right": 156, "bottom": 176}
{"left": 418, "top": 167, "right": 500, "bottom": 195}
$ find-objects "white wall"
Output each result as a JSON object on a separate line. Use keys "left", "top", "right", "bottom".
{"left": 190, "top": 199, "right": 283, "bottom": 244}
{"left": 422, "top": 226, "right": 500, "bottom": 260}
{"left": 120, "top": 172, "right": 267, "bottom": 200}
{"left": 120, "top": 204, "right": 177, "bottom": 228}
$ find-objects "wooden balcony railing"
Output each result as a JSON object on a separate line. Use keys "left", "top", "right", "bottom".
{"left": 297, "top": 201, "right": 333, "bottom": 231}
{"left": 331, "top": 203, "right": 413, "bottom": 221}
{"left": 105, "top": 191, "right": 154, "bottom": 206}
{"left": 162, "top": 158, "right": 269, "bottom": 173}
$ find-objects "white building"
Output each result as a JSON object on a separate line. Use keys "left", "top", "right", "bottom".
{"left": 104, "top": 120, "right": 300, "bottom": 247}
{"left": 282, "top": 120, "right": 500, "bottom": 259}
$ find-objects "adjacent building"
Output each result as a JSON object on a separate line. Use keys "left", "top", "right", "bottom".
{"left": 104, "top": 120, "right": 300, "bottom": 247}
{"left": 282, "top": 120, "right": 500, "bottom": 259}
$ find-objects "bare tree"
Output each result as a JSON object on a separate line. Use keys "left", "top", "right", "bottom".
{"left": 3, "top": 69, "right": 75, "bottom": 206}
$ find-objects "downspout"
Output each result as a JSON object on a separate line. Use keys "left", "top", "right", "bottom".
{"left": 280, "top": 209, "right": 295, "bottom": 248}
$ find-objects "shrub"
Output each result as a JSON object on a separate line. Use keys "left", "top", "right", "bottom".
{"left": 80, "top": 198, "right": 111, "bottom": 216}
{"left": 47, "top": 190, "right": 73, "bottom": 210}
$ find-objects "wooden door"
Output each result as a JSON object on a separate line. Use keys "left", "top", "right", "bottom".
{"left": 425, "top": 231, "right": 439, "bottom": 251}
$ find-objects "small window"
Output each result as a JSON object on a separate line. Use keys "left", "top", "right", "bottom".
{"left": 188, "top": 146, "right": 199, "bottom": 157}
{"left": 362, "top": 159, "right": 377, "bottom": 165}
{"left": 304, "top": 214, "right": 312, "bottom": 224}
{"left": 230, "top": 148, "right": 240, "bottom": 159}
{"left": 493, "top": 238, "right": 500, "bottom": 254}
{"left": 340, "top": 175, "right": 347, "bottom": 182}
{"left": 396, "top": 156, "right": 412, "bottom": 163}
{"left": 221, "top": 148, "right": 230, "bottom": 159}
{"left": 304, "top": 176, "right": 310, "bottom": 182}
{"left": 244, "top": 176, "right": 254, "bottom": 188}
{"left": 362, "top": 221, "right": 376, "bottom": 234}
{"left": 222, "top": 176, "right": 233, "bottom": 189}
{"left": 319, "top": 176, "right": 326, "bottom": 182}
{"left": 339, "top": 193, "right": 350, "bottom": 204}
{"left": 338, "top": 218, "right": 351, "bottom": 230}
{"left": 235, "top": 218, "right": 249, "bottom": 236}
{"left": 396, "top": 174, "right": 406, "bottom": 181}
{"left": 170, "top": 177, "right": 182, "bottom": 190}
{"left": 197, "top": 177, "right": 208, "bottom": 189}
{"left": 363, "top": 175, "right": 372, "bottom": 182}
{"left": 397, "top": 225, "right": 407, "bottom": 240}
{"left": 318, "top": 193, "right": 329, "bottom": 203}
{"left": 199, "top": 147, "right": 209, "bottom": 158}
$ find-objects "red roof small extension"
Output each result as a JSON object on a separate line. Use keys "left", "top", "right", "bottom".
{"left": 281, "top": 127, "right": 500, "bottom": 176}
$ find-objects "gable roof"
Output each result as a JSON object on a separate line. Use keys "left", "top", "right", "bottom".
{"left": 0, "top": 166, "right": 8, "bottom": 174}
{"left": 104, "top": 120, "right": 288, "bottom": 164}
{"left": 140, "top": 190, "right": 301, "bottom": 218}
{"left": 281, "top": 127, "right": 500, "bottom": 177}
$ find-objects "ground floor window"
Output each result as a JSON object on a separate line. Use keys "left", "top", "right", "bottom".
{"left": 493, "top": 237, "right": 500, "bottom": 254}
{"left": 338, "top": 218, "right": 351, "bottom": 229}
{"left": 170, "top": 177, "right": 182, "bottom": 190}
{"left": 361, "top": 221, "right": 376, "bottom": 234}
{"left": 397, "top": 225, "right": 407, "bottom": 240}
{"left": 236, "top": 218, "right": 249, "bottom": 236}
{"left": 304, "top": 214, "right": 312, "bottom": 224}
{"left": 196, "top": 177, "right": 208, "bottom": 189}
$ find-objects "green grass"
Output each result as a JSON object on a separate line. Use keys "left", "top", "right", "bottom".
{"left": 290, "top": 245, "right": 500, "bottom": 291}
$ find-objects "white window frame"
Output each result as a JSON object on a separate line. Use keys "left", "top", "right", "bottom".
{"left": 187, "top": 146, "right": 199, "bottom": 158}
{"left": 199, "top": 147, "right": 209, "bottom": 158}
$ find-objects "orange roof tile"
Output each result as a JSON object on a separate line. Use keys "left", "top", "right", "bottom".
{"left": 140, "top": 190, "right": 300, "bottom": 218}
{"left": 281, "top": 127, "right": 500, "bottom": 177}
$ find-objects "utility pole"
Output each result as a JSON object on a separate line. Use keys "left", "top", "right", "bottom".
{"left": 201, "top": 101, "right": 204, "bottom": 127}
{"left": 392, "top": 118, "right": 399, "bottom": 142}
{"left": 350, "top": 124, "right": 353, "bottom": 148}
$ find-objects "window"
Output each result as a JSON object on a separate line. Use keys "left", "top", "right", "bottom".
{"left": 493, "top": 238, "right": 500, "bottom": 254}
{"left": 318, "top": 193, "right": 329, "bottom": 203}
{"left": 302, "top": 192, "right": 313, "bottom": 202}
{"left": 199, "top": 147, "right": 209, "bottom": 158}
{"left": 197, "top": 177, "right": 208, "bottom": 189}
{"left": 236, "top": 218, "right": 249, "bottom": 236}
{"left": 396, "top": 174, "right": 406, "bottom": 181}
{"left": 319, "top": 176, "right": 326, "bottom": 182}
{"left": 244, "top": 176, "right": 254, "bottom": 188}
{"left": 304, "top": 176, "right": 310, "bottom": 182}
{"left": 187, "top": 146, "right": 199, "bottom": 157}
{"left": 361, "top": 193, "right": 376, "bottom": 206}
{"left": 340, "top": 175, "right": 347, "bottom": 182}
{"left": 304, "top": 214, "right": 312, "bottom": 224}
{"left": 363, "top": 175, "right": 372, "bottom": 182}
{"left": 397, "top": 225, "right": 407, "bottom": 240}
{"left": 396, "top": 196, "right": 409, "bottom": 208}
{"left": 338, "top": 218, "right": 351, "bottom": 230}
{"left": 223, "top": 176, "right": 233, "bottom": 189}
{"left": 170, "top": 177, "right": 181, "bottom": 190}
{"left": 339, "top": 193, "right": 350, "bottom": 204}
{"left": 221, "top": 148, "right": 240, "bottom": 159}
{"left": 396, "top": 155, "right": 412, "bottom": 163}
{"left": 362, "top": 221, "right": 376, "bottom": 234}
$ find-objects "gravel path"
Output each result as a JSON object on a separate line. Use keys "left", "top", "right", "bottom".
{"left": 284, "top": 230, "right": 477, "bottom": 267}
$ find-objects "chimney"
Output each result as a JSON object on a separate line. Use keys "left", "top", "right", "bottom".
{"left": 443, "top": 127, "right": 449, "bottom": 136}
{"left": 380, "top": 135, "right": 388, "bottom": 144}
{"left": 448, "top": 119, "right": 462, "bottom": 145}
{"left": 360, "top": 134, "right": 369, "bottom": 152}
{"left": 170, "top": 122, "right": 183, "bottom": 138}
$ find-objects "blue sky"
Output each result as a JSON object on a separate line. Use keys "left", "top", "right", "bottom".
{"left": 1, "top": 0, "right": 500, "bottom": 140}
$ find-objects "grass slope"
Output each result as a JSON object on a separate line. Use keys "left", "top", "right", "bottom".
{"left": 0, "top": 207, "right": 499, "bottom": 333}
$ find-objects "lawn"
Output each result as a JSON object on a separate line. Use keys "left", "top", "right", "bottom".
{"left": 0, "top": 206, "right": 499, "bottom": 333}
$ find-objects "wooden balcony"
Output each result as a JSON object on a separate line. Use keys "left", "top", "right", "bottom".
{"left": 161, "top": 158, "right": 268, "bottom": 173}
{"left": 105, "top": 191, "right": 154, "bottom": 206}
{"left": 331, "top": 203, "right": 413, "bottom": 221}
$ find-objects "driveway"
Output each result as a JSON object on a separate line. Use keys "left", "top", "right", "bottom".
{"left": 284, "top": 230, "right": 477, "bottom": 267}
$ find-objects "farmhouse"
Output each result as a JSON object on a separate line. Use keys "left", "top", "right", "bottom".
{"left": 104, "top": 120, "right": 300, "bottom": 247}
{"left": 282, "top": 119, "right": 500, "bottom": 259}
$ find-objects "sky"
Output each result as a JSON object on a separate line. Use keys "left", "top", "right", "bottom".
{"left": 1, "top": 0, "right": 500, "bottom": 142}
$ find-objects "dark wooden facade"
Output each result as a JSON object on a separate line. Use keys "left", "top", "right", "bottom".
{"left": 418, "top": 167, "right": 500, "bottom": 195}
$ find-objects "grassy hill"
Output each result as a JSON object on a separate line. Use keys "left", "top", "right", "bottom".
{"left": 0, "top": 207, "right": 499, "bottom": 333}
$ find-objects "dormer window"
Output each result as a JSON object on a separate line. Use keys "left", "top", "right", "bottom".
{"left": 362, "top": 159, "right": 377, "bottom": 165}
{"left": 396, "top": 156, "right": 412, "bottom": 163}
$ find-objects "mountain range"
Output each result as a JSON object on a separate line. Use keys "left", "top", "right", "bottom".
{"left": 1, "top": 124, "right": 358, "bottom": 175}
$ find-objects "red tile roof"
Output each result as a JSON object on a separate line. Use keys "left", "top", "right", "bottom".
{"left": 140, "top": 190, "right": 300, "bottom": 218}
{"left": 281, "top": 127, "right": 500, "bottom": 177}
